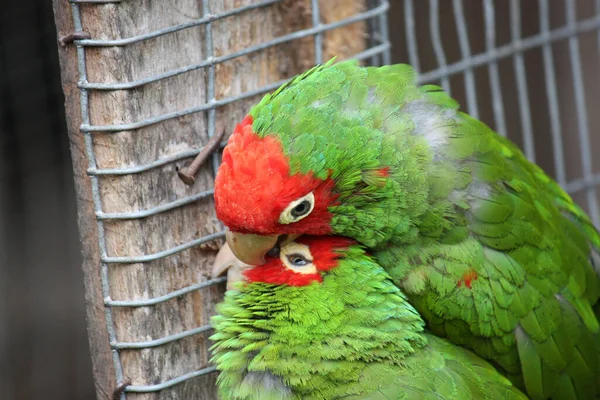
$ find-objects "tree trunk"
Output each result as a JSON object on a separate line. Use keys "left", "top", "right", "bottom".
{"left": 52, "top": 0, "right": 366, "bottom": 399}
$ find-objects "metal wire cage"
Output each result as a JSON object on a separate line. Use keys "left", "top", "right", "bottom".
{"left": 397, "top": 0, "right": 600, "bottom": 226}
{"left": 55, "top": 0, "right": 600, "bottom": 399}
{"left": 58, "top": 0, "right": 390, "bottom": 398}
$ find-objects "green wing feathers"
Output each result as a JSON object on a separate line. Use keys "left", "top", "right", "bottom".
{"left": 370, "top": 68, "right": 600, "bottom": 398}
{"left": 346, "top": 335, "right": 527, "bottom": 400}
{"left": 220, "top": 59, "right": 600, "bottom": 399}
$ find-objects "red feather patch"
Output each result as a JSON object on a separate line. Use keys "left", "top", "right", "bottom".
{"left": 215, "top": 115, "right": 338, "bottom": 235}
{"left": 457, "top": 270, "right": 478, "bottom": 289}
{"left": 377, "top": 167, "right": 390, "bottom": 177}
{"left": 244, "top": 236, "right": 355, "bottom": 286}
{"left": 244, "top": 263, "right": 323, "bottom": 286}
{"left": 296, "top": 236, "right": 355, "bottom": 272}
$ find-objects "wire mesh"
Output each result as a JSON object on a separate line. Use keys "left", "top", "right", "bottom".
{"left": 402, "top": 0, "right": 600, "bottom": 226}
{"left": 67, "top": 0, "right": 390, "bottom": 397}
{"left": 67, "top": 0, "right": 600, "bottom": 397}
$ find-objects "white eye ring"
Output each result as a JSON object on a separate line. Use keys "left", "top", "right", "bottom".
{"left": 280, "top": 242, "right": 317, "bottom": 274}
{"left": 278, "top": 192, "right": 315, "bottom": 225}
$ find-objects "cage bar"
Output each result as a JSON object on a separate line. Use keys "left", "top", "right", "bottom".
{"left": 403, "top": 0, "right": 420, "bottom": 72}
{"left": 78, "top": 4, "right": 389, "bottom": 92}
{"left": 510, "top": 0, "right": 535, "bottom": 162}
{"left": 429, "top": 0, "right": 451, "bottom": 94}
{"left": 451, "top": 0, "right": 479, "bottom": 119}
{"left": 539, "top": 0, "right": 567, "bottom": 186}
{"left": 483, "top": 0, "right": 507, "bottom": 137}
{"left": 69, "top": 4, "right": 126, "bottom": 399}
{"left": 418, "top": 15, "right": 600, "bottom": 84}
{"left": 565, "top": 0, "right": 600, "bottom": 226}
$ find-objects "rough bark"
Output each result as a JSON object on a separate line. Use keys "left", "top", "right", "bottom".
{"left": 52, "top": 0, "right": 365, "bottom": 399}
{"left": 52, "top": 2, "right": 118, "bottom": 400}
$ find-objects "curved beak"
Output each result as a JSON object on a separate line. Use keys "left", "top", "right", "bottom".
{"left": 226, "top": 230, "right": 301, "bottom": 265}
{"left": 226, "top": 230, "right": 279, "bottom": 265}
{"left": 214, "top": 231, "right": 303, "bottom": 289}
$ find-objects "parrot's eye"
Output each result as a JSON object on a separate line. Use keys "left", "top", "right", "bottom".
{"left": 279, "top": 192, "right": 315, "bottom": 225}
{"left": 287, "top": 254, "right": 311, "bottom": 267}
{"left": 291, "top": 201, "right": 310, "bottom": 217}
{"left": 279, "top": 242, "right": 317, "bottom": 274}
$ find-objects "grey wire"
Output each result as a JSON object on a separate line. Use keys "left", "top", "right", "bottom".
{"left": 566, "top": 174, "right": 600, "bottom": 195}
{"left": 311, "top": 0, "right": 323, "bottom": 64}
{"left": 112, "top": 324, "right": 214, "bottom": 350}
{"left": 69, "top": 3, "right": 126, "bottom": 399}
{"left": 429, "top": 0, "right": 451, "bottom": 94}
{"left": 565, "top": 0, "right": 600, "bottom": 226}
{"left": 403, "top": 0, "right": 421, "bottom": 73}
{"left": 78, "top": 4, "right": 388, "bottom": 91}
{"left": 379, "top": 0, "right": 391, "bottom": 65}
{"left": 87, "top": 142, "right": 227, "bottom": 176}
{"left": 101, "top": 231, "right": 225, "bottom": 264}
{"left": 105, "top": 277, "right": 227, "bottom": 307}
{"left": 418, "top": 15, "right": 600, "bottom": 83}
{"left": 483, "top": 0, "right": 506, "bottom": 136}
{"left": 539, "top": 0, "right": 566, "bottom": 186}
{"left": 510, "top": 0, "right": 535, "bottom": 162}
{"left": 76, "top": 0, "right": 283, "bottom": 47}
{"left": 82, "top": 79, "right": 289, "bottom": 132}
{"left": 96, "top": 189, "right": 214, "bottom": 220}
{"left": 452, "top": 0, "right": 479, "bottom": 119}
{"left": 125, "top": 366, "right": 218, "bottom": 393}
{"left": 201, "top": 0, "right": 221, "bottom": 181}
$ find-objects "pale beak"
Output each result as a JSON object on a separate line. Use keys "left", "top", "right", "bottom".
{"left": 225, "top": 230, "right": 302, "bottom": 266}
{"left": 226, "top": 230, "right": 280, "bottom": 266}
{"left": 214, "top": 231, "right": 303, "bottom": 289}
{"left": 211, "top": 242, "right": 253, "bottom": 290}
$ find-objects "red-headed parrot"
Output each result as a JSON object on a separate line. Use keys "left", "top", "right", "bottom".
{"left": 213, "top": 59, "right": 600, "bottom": 399}
{"left": 211, "top": 236, "right": 528, "bottom": 399}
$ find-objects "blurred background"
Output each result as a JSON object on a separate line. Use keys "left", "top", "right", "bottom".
{"left": 1, "top": 0, "right": 599, "bottom": 398}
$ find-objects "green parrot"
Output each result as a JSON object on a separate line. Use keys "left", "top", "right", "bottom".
{"left": 210, "top": 236, "right": 528, "bottom": 400}
{"left": 213, "top": 59, "right": 600, "bottom": 399}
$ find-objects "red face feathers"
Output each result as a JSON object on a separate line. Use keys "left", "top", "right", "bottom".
{"left": 244, "top": 236, "right": 355, "bottom": 286}
{"left": 214, "top": 115, "right": 338, "bottom": 235}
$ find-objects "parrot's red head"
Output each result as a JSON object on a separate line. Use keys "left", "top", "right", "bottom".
{"left": 244, "top": 236, "right": 354, "bottom": 286}
{"left": 215, "top": 115, "right": 340, "bottom": 264}
{"left": 214, "top": 60, "right": 427, "bottom": 268}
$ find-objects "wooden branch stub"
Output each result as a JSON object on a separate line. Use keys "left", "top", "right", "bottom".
{"left": 113, "top": 378, "right": 132, "bottom": 400}
{"left": 58, "top": 30, "right": 91, "bottom": 47}
{"left": 177, "top": 129, "right": 225, "bottom": 185}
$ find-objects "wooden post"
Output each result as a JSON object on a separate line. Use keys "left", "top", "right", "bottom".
{"left": 52, "top": 1, "right": 366, "bottom": 399}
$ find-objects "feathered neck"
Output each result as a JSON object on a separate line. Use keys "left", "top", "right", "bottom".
{"left": 210, "top": 246, "right": 426, "bottom": 399}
